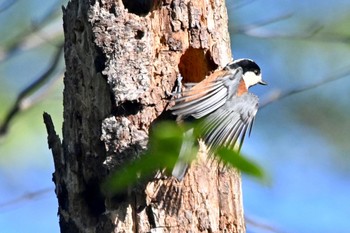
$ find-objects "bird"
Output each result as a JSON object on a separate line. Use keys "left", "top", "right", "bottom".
{"left": 170, "top": 58, "right": 267, "bottom": 181}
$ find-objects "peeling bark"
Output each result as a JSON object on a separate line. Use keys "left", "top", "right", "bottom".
{"left": 44, "top": 0, "right": 245, "bottom": 232}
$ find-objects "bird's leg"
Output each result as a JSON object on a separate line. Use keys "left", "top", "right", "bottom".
{"left": 165, "top": 74, "right": 183, "bottom": 99}
{"left": 173, "top": 74, "right": 183, "bottom": 98}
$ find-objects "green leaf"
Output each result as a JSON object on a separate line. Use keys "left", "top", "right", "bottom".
{"left": 103, "top": 121, "right": 191, "bottom": 195}
{"left": 102, "top": 121, "right": 266, "bottom": 195}
{"left": 216, "top": 147, "right": 265, "bottom": 180}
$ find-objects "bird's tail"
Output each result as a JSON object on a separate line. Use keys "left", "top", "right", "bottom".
{"left": 172, "top": 128, "right": 195, "bottom": 181}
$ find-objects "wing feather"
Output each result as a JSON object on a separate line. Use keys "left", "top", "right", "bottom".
{"left": 172, "top": 86, "right": 227, "bottom": 117}
{"left": 171, "top": 81, "right": 223, "bottom": 105}
{"left": 200, "top": 93, "right": 259, "bottom": 152}
{"left": 171, "top": 68, "right": 242, "bottom": 118}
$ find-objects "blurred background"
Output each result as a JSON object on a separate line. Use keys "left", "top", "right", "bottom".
{"left": 0, "top": 0, "right": 350, "bottom": 232}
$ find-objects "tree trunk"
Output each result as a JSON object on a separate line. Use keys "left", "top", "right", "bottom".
{"left": 44, "top": 0, "right": 245, "bottom": 232}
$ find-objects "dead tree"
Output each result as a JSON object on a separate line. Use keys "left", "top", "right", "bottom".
{"left": 44, "top": 0, "right": 245, "bottom": 232}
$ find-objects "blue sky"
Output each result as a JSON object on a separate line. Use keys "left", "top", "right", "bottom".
{"left": 1, "top": 0, "right": 350, "bottom": 233}
{"left": 228, "top": 1, "right": 350, "bottom": 232}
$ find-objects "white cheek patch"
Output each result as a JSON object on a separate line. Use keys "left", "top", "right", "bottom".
{"left": 243, "top": 72, "right": 262, "bottom": 89}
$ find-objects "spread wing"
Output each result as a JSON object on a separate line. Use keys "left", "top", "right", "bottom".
{"left": 200, "top": 93, "right": 259, "bottom": 152}
{"left": 171, "top": 67, "right": 243, "bottom": 119}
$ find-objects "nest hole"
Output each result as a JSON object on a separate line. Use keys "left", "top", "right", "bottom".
{"left": 178, "top": 48, "right": 218, "bottom": 83}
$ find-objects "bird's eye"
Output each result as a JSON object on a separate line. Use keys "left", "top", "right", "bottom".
{"left": 254, "top": 70, "right": 259, "bottom": 75}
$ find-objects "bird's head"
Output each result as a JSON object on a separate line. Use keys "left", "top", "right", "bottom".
{"left": 226, "top": 58, "right": 267, "bottom": 89}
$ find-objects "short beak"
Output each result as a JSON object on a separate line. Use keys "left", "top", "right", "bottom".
{"left": 259, "top": 80, "right": 267, "bottom": 85}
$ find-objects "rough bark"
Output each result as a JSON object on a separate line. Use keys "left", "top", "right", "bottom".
{"left": 44, "top": 0, "right": 245, "bottom": 232}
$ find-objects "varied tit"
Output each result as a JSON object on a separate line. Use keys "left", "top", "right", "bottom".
{"left": 170, "top": 58, "right": 267, "bottom": 181}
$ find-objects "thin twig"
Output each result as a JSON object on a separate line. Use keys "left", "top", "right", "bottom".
{"left": 260, "top": 67, "right": 350, "bottom": 109}
{"left": 0, "top": 0, "right": 17, "bottom": 12}
{"left": 0, "top": 0, "right": 62, "bottom": 63}
{"left": 233, "top": 12, "right": 294, "bottom": 33}
{"left": 0, "top": 187, "right": 52, "bottom": 212}
{"left": 246, "top": 215, "right": 289, "bottom": 233}
{"left": 0, "top": 43, "right": 64, "bottom": 136}
{"left": 235, "top": 19, "right": 350, "bottom": 45}
{"left": 231, "top": 0, "right": 256, "bottom": 9}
